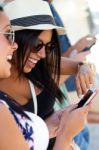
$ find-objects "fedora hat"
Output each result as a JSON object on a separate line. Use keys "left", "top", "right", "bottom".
{"left": 4, "top": 0, "right": 65, "bottom": 35}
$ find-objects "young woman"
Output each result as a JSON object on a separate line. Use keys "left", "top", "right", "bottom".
{"left": 0, "top": 6, "right": 17, "bottom": 78}
{"left": 0, "top": 1, "right": 91, "bottom": 150}
{"left": 0, "top": 5, "right": 26, "bottom": 150}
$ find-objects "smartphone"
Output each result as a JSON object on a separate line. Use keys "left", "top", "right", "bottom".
{"left": 82, "top": 40, "right": 96, "bottom": 52}
{"left": 77, "top": 87, "right": 97, "bottom": 108}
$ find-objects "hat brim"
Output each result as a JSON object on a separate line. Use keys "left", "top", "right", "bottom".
{"left": 12, "top": 24, "right": 66, "bottom": 35}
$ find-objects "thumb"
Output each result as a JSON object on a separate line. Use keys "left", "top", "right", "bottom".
{"left": 81, "top": 51, "right": 91, "bottom": 56}
{"left": 64, "top": 104, "right": 78, "bottom": 112}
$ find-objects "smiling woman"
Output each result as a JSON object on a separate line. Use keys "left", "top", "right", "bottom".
{"left": 0, "top": 6, "right": 17, "bottom": 77}
{"left": 0, "top": 5, "right": 30, "bottom": 150}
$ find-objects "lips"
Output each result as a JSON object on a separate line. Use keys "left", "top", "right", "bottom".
{"left": 26, "top": 57, "right": 39, "bottom": 69}
{"left": 28, "top": 58, "right": 38, "bottom": 64}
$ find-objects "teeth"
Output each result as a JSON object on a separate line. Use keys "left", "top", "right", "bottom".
{"left": 29, "top": 58, "right": 38, "bottom": 64}
{"left": 7, "top": 55, "right": 12, "bottom": 60}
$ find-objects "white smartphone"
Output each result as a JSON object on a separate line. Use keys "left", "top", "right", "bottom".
{"left": 77, "top": 87, "right": 97, "bottom": 108}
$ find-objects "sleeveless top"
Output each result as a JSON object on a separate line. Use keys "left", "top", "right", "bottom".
{"left": 23, "top": 88, "right": 55, "bottom": 120}
{"left": 0, "top": 91, "right": 49, "bottom": 150}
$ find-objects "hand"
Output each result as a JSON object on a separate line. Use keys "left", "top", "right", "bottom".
{"left": 45, "top": 109, "right": 64, "bottom": 138}
{"left": 45, "top": 105, "right": 77, "bottom": 138}
{"left": 69, "top": 50, "right": 90, "bottom": 61}
{"left": 73, "top": 35, "right": 96, "bottom": 52}
{"left": 57, "top": 104, "right": 91, "bottom": 141}
{"left": 75, "top": 63, "right": 94, "bottom": 96}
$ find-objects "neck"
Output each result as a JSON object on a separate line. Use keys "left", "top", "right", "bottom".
{"left": 0, "top": 65, "right": 31, "bottom": 105}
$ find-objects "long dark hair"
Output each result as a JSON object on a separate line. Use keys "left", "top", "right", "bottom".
{"left": 14, "top": 29, "right": 65, "bottom": 102}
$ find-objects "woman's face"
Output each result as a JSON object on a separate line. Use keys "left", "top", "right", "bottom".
{"left": 0, "top": 11, "right": 17, "bottom": 78}
{"left": 24, "top": 30, "right": 52, "bottom": 73}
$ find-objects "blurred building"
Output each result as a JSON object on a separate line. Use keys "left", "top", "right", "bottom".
{"left": 53, "top": 0, "right": 92, "bottom": 44}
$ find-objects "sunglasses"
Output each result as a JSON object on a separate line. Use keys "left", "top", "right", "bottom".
{"left": 34, "top": 39, "right": 56, "bottom": 54}
{"left": 0, "top": 30, "right": 15, "bottom": 45}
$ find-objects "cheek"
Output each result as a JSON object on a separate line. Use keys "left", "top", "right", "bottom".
{"left": 0, "top": 47, "right": 6, "bottom": 59}
{"left": 0, "top": 57, "right": 11, "bottom": 78}
{"left": 0, "top": 40, "right": 9, "bottom": 55}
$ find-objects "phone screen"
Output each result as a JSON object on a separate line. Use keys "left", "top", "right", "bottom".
{"left": 77, "top": 88, "right": 97, "bottom": 108}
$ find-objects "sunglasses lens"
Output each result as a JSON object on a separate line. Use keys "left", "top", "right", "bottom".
{"left": 46, "top": 43, "right": 51, "bottom": 54}
{"left": 46, "top": 41, "right": 55, "bottom": 53}
{"left": 34, "top": 40, "right": 43, "bottom": 52}
{"left": 33, "top": 39, "right": 55, "bottom": 53}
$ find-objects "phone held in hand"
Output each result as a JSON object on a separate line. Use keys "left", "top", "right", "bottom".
{"left": 82, "top": 39, "right": 96, "bottom": 52}
{"left": 77, "top": 87, "right": 97, "bottom": 108}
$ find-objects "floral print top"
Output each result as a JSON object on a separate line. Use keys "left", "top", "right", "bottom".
{"left": 0, "top": 91, "right": 49, "bottom": 150}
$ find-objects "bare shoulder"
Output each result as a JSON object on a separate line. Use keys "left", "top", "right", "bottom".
{"left": 0, "top": 103, "right": 28, "bottom": 150}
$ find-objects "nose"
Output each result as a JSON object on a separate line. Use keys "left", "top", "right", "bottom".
{"left": 37, "top": 46, "right": 46, "bottom": 59}
{"left": 12, "top": 42, "right": 18, "bottom": 52}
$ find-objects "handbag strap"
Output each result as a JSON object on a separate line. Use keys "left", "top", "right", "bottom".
{"left": 28, "top": 80, "right": 37, "bottom": 115}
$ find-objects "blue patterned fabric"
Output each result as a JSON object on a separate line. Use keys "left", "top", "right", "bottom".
{"left": 0, "top": 91, "right": 49, "bottom": 150}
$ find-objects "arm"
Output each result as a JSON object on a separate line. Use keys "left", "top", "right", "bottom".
{"left": 60, "top": 57, "right": 94, "bottom": 95}
{"left": 60, "top": 57, "right": 79, "bottom": 75}
{"left": 0, "top": 104, "right": 28, "bottom": 150}
{"left": 53, "top": 135, "right": 73, "bottom": 150}
{"left": 59, "top": 74, "right": 69, "bottom": 85}
{"left": 62, "top": 35, "right": 96, "bottom": 57}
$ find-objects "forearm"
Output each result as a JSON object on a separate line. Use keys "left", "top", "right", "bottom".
{"left": 60, "top": 57, "right": 79, "bottom": 75}
{"left": 62, "top": 46, "right": 74, "bottom": 57}
{"left": 59, "top": 75, "right": 69, "bottom": 85}
{"left": 53, "top": 133, "right": 73, "bottom": 150}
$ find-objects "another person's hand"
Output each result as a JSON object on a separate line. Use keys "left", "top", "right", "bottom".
{"left": 75, "top": 63, "right": 94, "bottom": 96}
{"left": 69, "top": 50, "right": 90, "bottom": 61}
{"left": 73, "top": 35, "right": 96, "bottom": 52}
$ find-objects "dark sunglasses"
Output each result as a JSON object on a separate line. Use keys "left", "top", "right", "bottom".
{"left": 0, "top": 30, "right": 15, "bottom": 45}
{"left": 33, "top": 39, "right": 56, "bottom": 54}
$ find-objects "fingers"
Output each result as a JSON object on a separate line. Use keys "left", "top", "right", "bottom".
{"left": 75, "top": 75, "right": 82, "bottom": 96}
{"left": 75, "top": 64, "right": 94, "bottom": 96}
{"left": 62, "top": 104, "right": 78, "bottom": 114}
{"left": 75, "top": 35, "right": 96, "bottom": 52}
{"left": 79, "top": 73, "right": 91, "bottom": 93}
{"left": 74, "top": 104, "right": 91, "bottom": 116}
{"left": 75, "top": 73, "right": 90, "bottom": 95}
{"left": 86, "top": 35, "right": 96, "bottom": 43}
{"left": 76, "top": 75, "right": 92, "bottom": 96}
{"left": 81, "top": 51, "right": 91, "bottom": 56}
{"left": 65, "top": 104, "right": 78, "bottom": 111}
